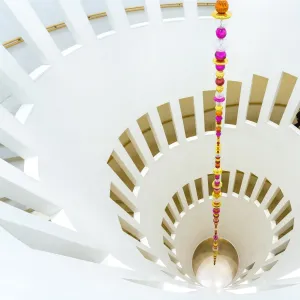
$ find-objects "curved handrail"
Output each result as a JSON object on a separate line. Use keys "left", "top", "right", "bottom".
{"left": 2, "top": 2, "right": 215, "bottom": 48}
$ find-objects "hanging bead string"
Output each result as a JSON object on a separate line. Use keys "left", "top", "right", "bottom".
{"left": 211, "top": 0, "right": 231, "bottom": 266}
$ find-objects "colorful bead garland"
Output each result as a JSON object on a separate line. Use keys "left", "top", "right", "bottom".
{"left": 211, "top": 0, "right": 231, "bottom": 266}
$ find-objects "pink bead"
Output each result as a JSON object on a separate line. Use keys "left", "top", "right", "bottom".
{"left": 216, "top": 131, "right": 221, "bottom": 137}
{"left": 215, "top": 181, "right": 220, "bottom": 186}
{"left": 215, "top": 175, "right": 220, "bottom": 180}
{"left": 216, "top": 27, "right": 227, "bottom": 39}
{"left": 216, "top": 116, "right": 223, "bottom": 122}
{"left": 215, "top": 50, "right": 226, "bottom": 61}
{"left": 216, "top": 65, "right": 225, "bottom": 71}
{"left": 213, "top": 208, "right": 220, "bottom": 214}
{"left": 213, "top": 235, "right": 218, "bottom": 241}
{"left": 214, "top": 96, "right": 225, "bottom": 103}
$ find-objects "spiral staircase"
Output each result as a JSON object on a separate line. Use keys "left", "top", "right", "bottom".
{"left": 1, "top": 0, "right": 300, "bottom": 299}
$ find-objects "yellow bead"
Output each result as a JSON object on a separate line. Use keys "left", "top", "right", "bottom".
{"left": 213, "top": 168, "right": 222, "bottom": 175}
{"left": 215, "top": 105, "right": 223, "bottom": 111}
{"left": 216, "top": 86, "right": 224, "bottom": 93}
{"left": 216, "top": 71, "right": 224, "bottom": 78}
{"left": 212, "top": 202, "right": 221, "bottom": 208}
{"left": 213, "top": 192, "right": 222, "bottom": 199}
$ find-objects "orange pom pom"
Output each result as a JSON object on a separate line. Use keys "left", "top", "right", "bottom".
{"left": 215, "top": 0, "right": 229, "bottom": 14}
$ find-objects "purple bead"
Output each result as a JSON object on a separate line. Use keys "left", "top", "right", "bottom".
{"left": 216, "top": 132, "right": 221, "bottom": 137}
{"left": 216, "top": 65, "right": 225, "bottom": 71}
{"left": 213, "top": 235, "right": 218, "bottom": 241}
{"left": 214, "top": 96, "right": 225, "bottom": 103}
{"left": 216, "top": 27, "right": 227, "bottom": 39}
{"left": 215, "top": 50, "right": 227, "bottom": 61}
{"left": 216, "top": 116, "right": 223, "bottom": 122}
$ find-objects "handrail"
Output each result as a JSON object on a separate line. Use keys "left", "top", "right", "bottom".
{"left": 2, "top": 2, "right": 215, "bottom": 48}
{"left": 46, "top": 22, "right": 67, "bottom": 32}
{"left": 3, "top": 37, "right": 24, "bottom": 48}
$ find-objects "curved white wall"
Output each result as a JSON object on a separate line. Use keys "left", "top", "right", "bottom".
{"left": 0, "top": 0, "right": 300, "bottom": 299}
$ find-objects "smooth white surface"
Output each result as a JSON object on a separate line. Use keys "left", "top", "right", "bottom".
{"left": 197, "top": 256, "right": 233, "bottom": 288}
{"left": 0, "top": 0, "right": 300, "bottom": 299}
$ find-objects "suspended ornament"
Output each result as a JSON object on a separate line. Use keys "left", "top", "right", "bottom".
{"left": 211, "top": 0, "right": 231, "bottom": 266}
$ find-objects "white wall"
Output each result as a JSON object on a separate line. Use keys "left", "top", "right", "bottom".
{"left": 0, "top": 0, "right": 300, "bottom": 299}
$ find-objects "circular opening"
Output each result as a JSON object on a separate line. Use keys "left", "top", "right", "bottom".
{"left": 192, "top": 238, "right": 239, "bottom": 289}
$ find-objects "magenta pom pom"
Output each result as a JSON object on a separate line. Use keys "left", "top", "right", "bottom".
{"left": 216, "top": 65, "right": 225, "bottom": 71}
{"left": 214, "top": 96, "right": 225, "bottom": 103}
{"left": 215, "top": 50, "right": 227, "bottom": 61}
{"left": 216, "top": 27, "right": 227, "bottom": 39}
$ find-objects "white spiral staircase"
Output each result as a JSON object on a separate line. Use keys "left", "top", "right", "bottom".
{"left": 0, "top": 0, "right": 300, "bottom": 299}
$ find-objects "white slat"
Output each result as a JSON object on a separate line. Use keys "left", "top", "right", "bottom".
{"left": 249, "top": 177, "right": 265, "bottom": 203}
{"left": 0, "top": 105, "right": 35, "bottom": 159}
{"left": 258, "top": 75, "right": 281, "bottom": 125}
{"left": 144, "top": 0, "right": 162, "bottom": 25}
{"left": 183, "top": 0, "right": 197, "bottom": 20}
{"left": 0, "top": 45, "right": 38, "bottom": 104}
{"left": 3, "top": 0, "right": 60, "bottom": 64}
{"left": 170, "top": 100, "right": 187, "bottom": 144}
{"left": 110, "top": 170, "right": 137, "bottom": 207}
{"left": 271, "top": 232, "right": 291, "bottom": 250}
{"left": 168, "top": 200, "right": 181, "bottom": 222}
{"left": 269, "top": 197, "right": 289, "bottom": 221}
{"left": 236, "top": 77, "right": 252, "bottom": 127}
{"left": 226, "top": 168, "right": 235, "bottom": 196}
{"left": 238, "top": 172, "right": 251, "bottom": 200}
{"left": 104, "top": 0, "right": 129, "bottom": 32}
{"left": 280, "top": 81, "right": 300, "bottom": 127}
{"left": 127, "top": 124, "right": 154, "bottom": 168}
{"left": 260, "top": 185, "right": 279, "bottom": 210}
{"left": 194, "top": 92, "right": 205, "bottom": 136}
{"left": 147, "top": 109, "right": 169, "bottom": 154}
{"left": 201, "top": 175, "right": 209, "bottom": 200}
{"left": 273, "top": 214, "right": 294, "bottom": 235}
{"left": 163, "top": 215, "right": 176, "bottom": 233}
{"left": 113, "top": 141, "right": 143, "bottom": 186}
{"left": 188, "top": 181, "right": 198, "bottom": 205}
{"left": 177, "top": 189, "right": 188, "bottom": 212}
{"left": 58, "top": 0, "right": 95, "bottom": 46}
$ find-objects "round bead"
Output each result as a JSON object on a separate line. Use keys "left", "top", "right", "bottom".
{"left": 216, "top": 110, "right": 222, "bottom": 116}
{"left": 213, "top": 208, "right": 220, "bottom": 214}
{"left": 216, "top": 78, "right": 225, "bottom": 86}
{"left": 213, "top": 235, "right": 218, "bottom": 241}
{"left": 216, "top": 116, "right": 223, "bottom": 122}
{"left": 214, "top": 96, "right": 225, "bottom": 103}
{"left": 216, "top": 65, "right": 225, "bottom": 72}
{"left": 216, "top": 27, "right": 227, "bottom": 39}
{"left": 216, "top": 86, "right": 224, "bottom": 93}
{"left": 213, "top": 192, "right": 222, "bottom": 199}
{"left": 216, "top": 71, "right": 224, "bottom": 78}
{"left": 215, "top": 50, "right": 227, "bottom": 61}
{"left": 215, "top": 0, "right": 229, "bottom": 14}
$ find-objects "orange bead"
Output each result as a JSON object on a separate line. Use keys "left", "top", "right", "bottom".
{"left": 216, "top": 111, "right": 222, "bottom": 116}
{"left": 215, "top": 0, "right": 229, "bottom": 14}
